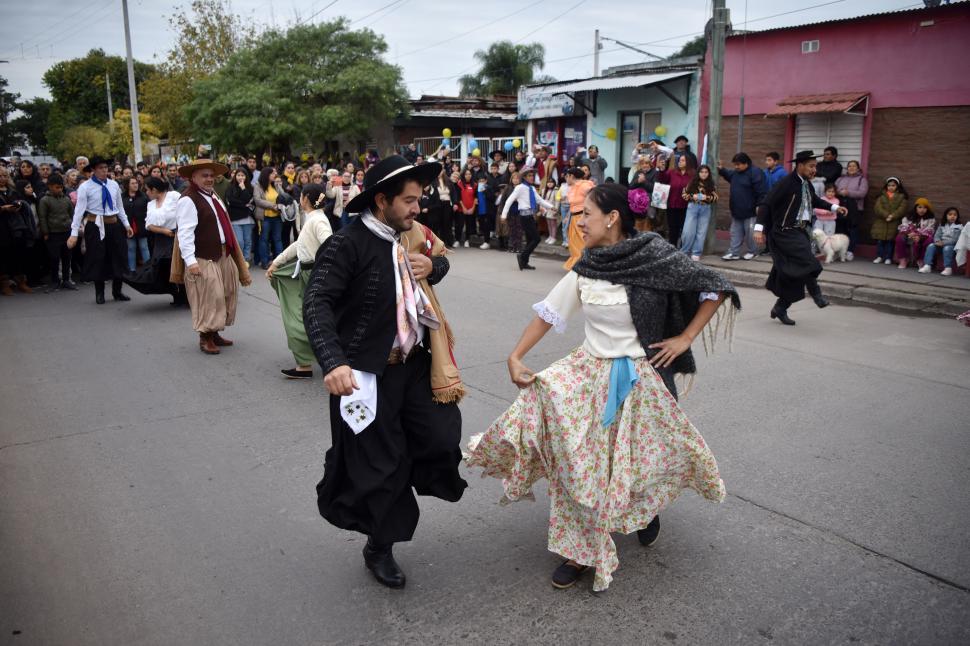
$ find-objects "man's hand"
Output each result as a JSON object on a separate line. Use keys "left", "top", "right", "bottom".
{"left": 66, "top": 235, "right": 78, "bottom": 249}
{"left": 408, "top": 253, "right": 432, "bottom": 281}
{"left": 754, "top": 231, "right": 765, "bottom": 245}
{"left": 187, "top": 263, "right": 202, "bottom": 276}
{"left": 324, "top": 365, "right": 358, "bottom": 396}
{"left": 126, "top": 227, "right": 134, "bottom": 238}
{"left": 835, "top": 207, "right": 848, "bottom": 217}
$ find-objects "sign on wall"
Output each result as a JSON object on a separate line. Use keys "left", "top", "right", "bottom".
{"left": 518, "top": 85, "right": 576, "bottom": 120}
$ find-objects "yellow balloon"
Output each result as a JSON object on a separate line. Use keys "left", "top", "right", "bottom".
{"left": 513, "top": 138, "right": 521, "bottom": 148}
{"left": 655, "top": 125, "right": 667, "bottom": 137}
{"left": 605, "top": 127, "right": 617, "bottom": 141}
{"left": 472, "top": 148, "right": 481, "bottom": 157}
{"left": 262, "top": 153, "right": 271, "bottom": 163}
{"left": 442, "top": 128, "right": 452, "bottom": 138}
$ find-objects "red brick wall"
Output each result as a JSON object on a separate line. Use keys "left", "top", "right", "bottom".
{"left": 864, "top": 107, "right": 970, "bottom": 237}
{"left": 712, "top": 115, "right": 789, "bottom": 229}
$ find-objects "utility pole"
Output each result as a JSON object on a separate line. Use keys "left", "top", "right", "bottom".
{"left": 704, "top": 0, "right": 729, "bottom": 252}
{"left": 593, "top": 29, "right": 600, "bottom": 77}
{"left": 106, "top": 72, "right": 114, "bottom": 129}
{"left": 122, "top": 0, "right": 143, "bottom": 163}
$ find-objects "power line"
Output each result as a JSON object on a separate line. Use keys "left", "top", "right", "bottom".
{"left": 295, "top": 0, "right": 340, "bottom": 26}
{"left": 397, "top": 0, "right": 548, "bottom": 59}
{"left": 362, "top": 0, "right": 412, "bottom": 28}
{"left": 515, "top": 0, "right": 585, "bottom": 43}
{"left": 0, "top": 0, "right": 116, "bottom": 60}
{"left": 349, "top": 0, "right": 406, "bottom": 26}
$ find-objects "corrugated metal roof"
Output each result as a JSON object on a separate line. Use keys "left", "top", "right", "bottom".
{"left": 766, "top": 92, "right": 868, "bottom": 116}
{"left": 546, "top": 71, "right": 692, "bottom": 94}
{"left": 727, "top": 2, "right": 965, "bottom": 38}
{"left": 410, "top": 108, "right": 517, "bottom": 121}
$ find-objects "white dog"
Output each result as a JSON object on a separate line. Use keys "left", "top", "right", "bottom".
{"left": 812, "top": 229, "right": 850, "bottom": 263}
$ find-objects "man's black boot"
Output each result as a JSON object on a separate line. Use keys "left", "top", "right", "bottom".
{"left": 810, "top": 291, "right": 830, "bottom": 309}
{"left": 770, "top": 299, "right": 796, "bottom": 326}
{"left": 363, "top": 538, "right": 406, "bottom": 589}
{"left": 95, "top": 281, "right": 106, "bottom": 305}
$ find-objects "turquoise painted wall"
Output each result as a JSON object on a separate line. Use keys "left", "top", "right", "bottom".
{"left": 586, "top": 72, "right": 701, "bottom": 179}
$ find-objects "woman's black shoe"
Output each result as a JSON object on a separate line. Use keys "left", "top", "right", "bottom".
{"left": 362, "top": 540, "right": 406, "bottom": 589}
{"left": 517, "top": 253, "right": 527, "bottom": 271}
{"left": 524, "top": 264, "right": 536, "bottom": 270}
{"left": 281, "top": 368, "right": 313, "bottom": 379}
{"left": 637, "top": 515, "right": 660, "bottom": 546}
{"left": 770, "top": 306, "right": 796, "bottom": 326}
{"left": 113, "top": 292, "right": 131, "bottom": 302}
{"left": 95, "top": 293, "right": 106, "bottom": 305}
{"left": 552, "top": 560, "right": 589, "bottom": 589}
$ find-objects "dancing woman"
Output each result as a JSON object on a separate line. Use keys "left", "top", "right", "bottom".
{"left": 467, "top": 183, "right": 740, "bottom": 592}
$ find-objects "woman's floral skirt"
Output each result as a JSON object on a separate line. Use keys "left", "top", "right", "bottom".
{"left": 466, "top": 347, "right": 725, "bottom": 591}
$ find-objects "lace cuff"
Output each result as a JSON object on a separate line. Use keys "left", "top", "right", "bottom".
{"left": 533, "top": 300, "right": 567, "bottom": 333}
{"left": 699, "top": 291, "right": 719, "bottom": 303}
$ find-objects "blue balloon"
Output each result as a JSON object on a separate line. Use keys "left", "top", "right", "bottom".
{"left": 441, "top": 137, "right": 450, "bottom": 147}
{"left": 467, "top": 138, "right": 478, "bottom": 151}
{"left": 504, "top": 141, "right": 514, "bottom": 151}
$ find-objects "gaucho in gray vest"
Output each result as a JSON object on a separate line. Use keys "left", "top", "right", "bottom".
{"left": 171, "top": 159, "right": 252, "bottom": 354}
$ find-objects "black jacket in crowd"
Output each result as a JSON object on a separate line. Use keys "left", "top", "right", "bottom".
{"left": 303, "top": 217, "right": 450, "bottom": 376}
{"left": 225, "top": 182, "right": 255, "bottom": 221}
{"left": 757, "top": 172, "right": 833, "bottom": 234}
{"left": 815, "top": 159, "right": 843, "bottom": 185}
{"left": 122, "top": 191, "right": 149, "bottom": 238}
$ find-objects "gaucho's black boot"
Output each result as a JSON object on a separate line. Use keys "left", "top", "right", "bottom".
{"left": 810, "top": 290, "right": 830, "bottom": 309}
{"left": 363, "top": 538, "right": 406, "bottom": 589}
{"left": 770, "top": 299, "right": 796, "bottom": 326}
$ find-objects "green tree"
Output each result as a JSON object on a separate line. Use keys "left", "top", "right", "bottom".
{"left": 11, "top": 97, "right": 52, "bottom": 151}
{"left": 140, "top": 0, "right": 255, "bottom": 143}
{"left": 185, "top": 20, "right": 409, "bottom": 153}
{"left": 671, "top": 36, "right": 707, "bottom": 59}
{"left": 106, "top": 109, "right": 161, "bottom": 159}
{"left": 458, "top": 41, "right": 546, "bottom": 97}
{"left": 0, "top": 76, "right": 24, "bottom": 155}
{"left": 42, "top": 48, "right": 155, "bottom": 156}
{"left": 59, "top": 125, "right": 111, "bottom": 160}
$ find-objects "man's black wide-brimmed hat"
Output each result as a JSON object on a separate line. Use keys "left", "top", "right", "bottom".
{"left": 345, "top": 155, "right": 442, "bottom": 213}
{"left": 790, "top": 150, "right": 820, "bottom": 164}
{"left": 83, "top": 155, "right": 112, "bottom": 173}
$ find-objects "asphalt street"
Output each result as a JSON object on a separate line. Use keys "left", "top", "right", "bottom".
{"left": 1, "top": 248, "right": 969, "bottom": 646}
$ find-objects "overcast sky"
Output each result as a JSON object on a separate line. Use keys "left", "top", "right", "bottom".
{"left": 0, "top": 0, "right": 919, "bottom": 103}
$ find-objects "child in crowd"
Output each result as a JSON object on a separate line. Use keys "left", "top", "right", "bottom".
{"left": 680, "top": 164, "right": 718, "bottom": 261}
{"left": 37, "top": 174, "right": 77, "bottom": 292}
{"left": 920, "top": 207, "right": 963, "bottom": 276}
{"left": 872, "top": 176, "right": 908, "bottom": 264}
{"left": 541, "top": 177, "right": 559, "bottom": 244}
{"left": 813, "top": 184, "right": 840, "bottom": 236}
{"left": 895, "top": 198, "right": 936, "bottom": 269}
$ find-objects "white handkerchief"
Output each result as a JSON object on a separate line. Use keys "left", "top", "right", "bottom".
{"left": 340, "top": 370, "right": 377, "bottom": 434}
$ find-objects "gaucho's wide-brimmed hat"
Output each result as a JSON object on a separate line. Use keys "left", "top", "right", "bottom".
{"left": 345, "top": 155, "right": 442, "bottom": 213}
{"left": 178, "top": 158, "right": 230, "bottom": 179}
{"left": 789, "top": 150, "right": 821, "bottom": 164}
{"left": 82, "top": 155, "right": 112, "bottom": 173}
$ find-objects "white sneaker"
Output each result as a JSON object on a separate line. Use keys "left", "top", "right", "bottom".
{"left": 722, "top": 253, "right": 740, "bottom": 261}
{"left": 845, "top": 252, "right": 854, "bottom": 261}
{"left": 479, "top": 242, "right": 490, "bottom": 250}
{"left": 691, "top": 254, "right": 701, "bottom": 261}
{"left": 918, "top": 264, "right": 932, "bottom": 273}
{"left": 561, "top": 241, "right": 569, "bottom": 248}
{"left": 884, "top": 258, "right": 892, "bottom": 265}
{"left": 942, "top": 267, "right": 953, "bottom": 276}
{"left": 873, "top": 257, "right": 883, "bottom": 264}
{"left": 464, "top": 241, "right": 470, "bottom": 248}
{"left": 742, "top": 252, "right": 755, "bottom": 260}
{"left": 545, "top": 237, "right": 556, "bottom": 245}
{"left": 451, "top": 241, "right": 459, "bottom": 248}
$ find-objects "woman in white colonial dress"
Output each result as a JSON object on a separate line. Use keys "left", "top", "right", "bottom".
{"left": 467, "top": 183, "right": 740, "bottom": 591}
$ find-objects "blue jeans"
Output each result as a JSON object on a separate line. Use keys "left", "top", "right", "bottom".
{"left": 923, "top": 243, "right": 955, "bottom": 269}
{"left": 728, "top": 216, "right": 757, "bottom": 255}
{"left": 259, "top": 217, "right": 283, "bottom": 266}
{"left": 232, "top": 222, "right": 255, "bottom": 263}
{"left": 681, "top": 202, "right": 712, "bottom": 256}
{"left": 560, "top": 202, "right": 571, "bottom": 241}
{"left": 127, "top": 237, "right": 150, "bottom": 271}
{"left": 876, "top": 240, "right": 894, "bottom": 260}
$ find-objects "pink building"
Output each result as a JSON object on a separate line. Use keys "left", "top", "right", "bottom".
{"left": 700, "top": 2, "right": 970, "bottom": 233}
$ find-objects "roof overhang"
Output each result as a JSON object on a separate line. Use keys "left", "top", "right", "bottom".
{"left": 548, "top": 70, "right": 693, "bottom": 95}
{"left": 767, "top": 92, "right": 870, "bottom": 116}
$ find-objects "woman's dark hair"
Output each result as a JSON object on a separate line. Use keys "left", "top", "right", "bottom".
{"left": 124, "top": 176, "right": 141, "bottom": 192}
{"left": 686, "top": 165, "right": 716, "bottom": 195}
{"left": 883, "top": 177, "right": 909, "bottom": 198}
{"left": 565, "top": 167, "right": 585, "bottom": 179}
{"left": 300, "top": 183, "right": 327, "bottom": 209}
{"left": 587, "top": 183, "right": 636, "bottom": 238}
{"left": 258, "top": 166, "right": 276, "bottom": 192}
{"left": 731, "top": 152, "right": 752, "bottom": 166}
{"left": 943, "top": 207, "right": 961, "bottom": 223}
{"left": 145, "top": 176, "right": 168, "bottom": 193}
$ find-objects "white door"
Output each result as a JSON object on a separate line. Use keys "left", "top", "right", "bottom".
{"left": 794, "top": 113, "right": 864, "bottom": 171}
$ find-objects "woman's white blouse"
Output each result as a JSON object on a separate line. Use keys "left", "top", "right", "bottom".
{"left": 145, "top": 191, "right": 180, "bottom": 230}
{"left": 534, "top": 272, "right": 720, "bottom": 360}
{"left": 534, "top": 272, "right": 645, "bottom": 359}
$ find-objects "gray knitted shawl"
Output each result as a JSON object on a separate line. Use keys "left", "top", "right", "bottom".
{"left": 573, "top": 232, "right": 741, "bottom": 377}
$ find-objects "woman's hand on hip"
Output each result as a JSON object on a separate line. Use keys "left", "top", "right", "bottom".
{"left": 648, "top": 334, "right": 692, "bottom": 368}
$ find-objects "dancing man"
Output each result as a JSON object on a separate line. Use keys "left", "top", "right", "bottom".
{"left": 754, "top": 150, "right": 848, "bottom": 326}
{"left": 304, "top": 155, "right": 466, "bottom": 589}
{"left": 66, "top": 156, "right": 133, "bottom": 304}
{"left": 171, "top": 159, "right": 252, "bottom": 354}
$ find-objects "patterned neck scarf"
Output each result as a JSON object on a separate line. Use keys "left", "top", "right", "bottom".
{"left": 799, "top": 175, "right": 813, "bottom": 221}
{"left": 361, "top": 210, "right": 440, "bottom": 354}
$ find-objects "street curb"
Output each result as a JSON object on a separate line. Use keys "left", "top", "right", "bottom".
{"left": 528, "top": 243, "right": 970, "bottom": 318}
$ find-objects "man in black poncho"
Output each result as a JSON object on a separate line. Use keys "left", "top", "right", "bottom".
{"left": 754, "top": 150, "right": 848, "bottom": 325}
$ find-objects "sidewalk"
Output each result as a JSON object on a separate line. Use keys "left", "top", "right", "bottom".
{"left": 529, "top": 237, "right": 970, "bottom": 318}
